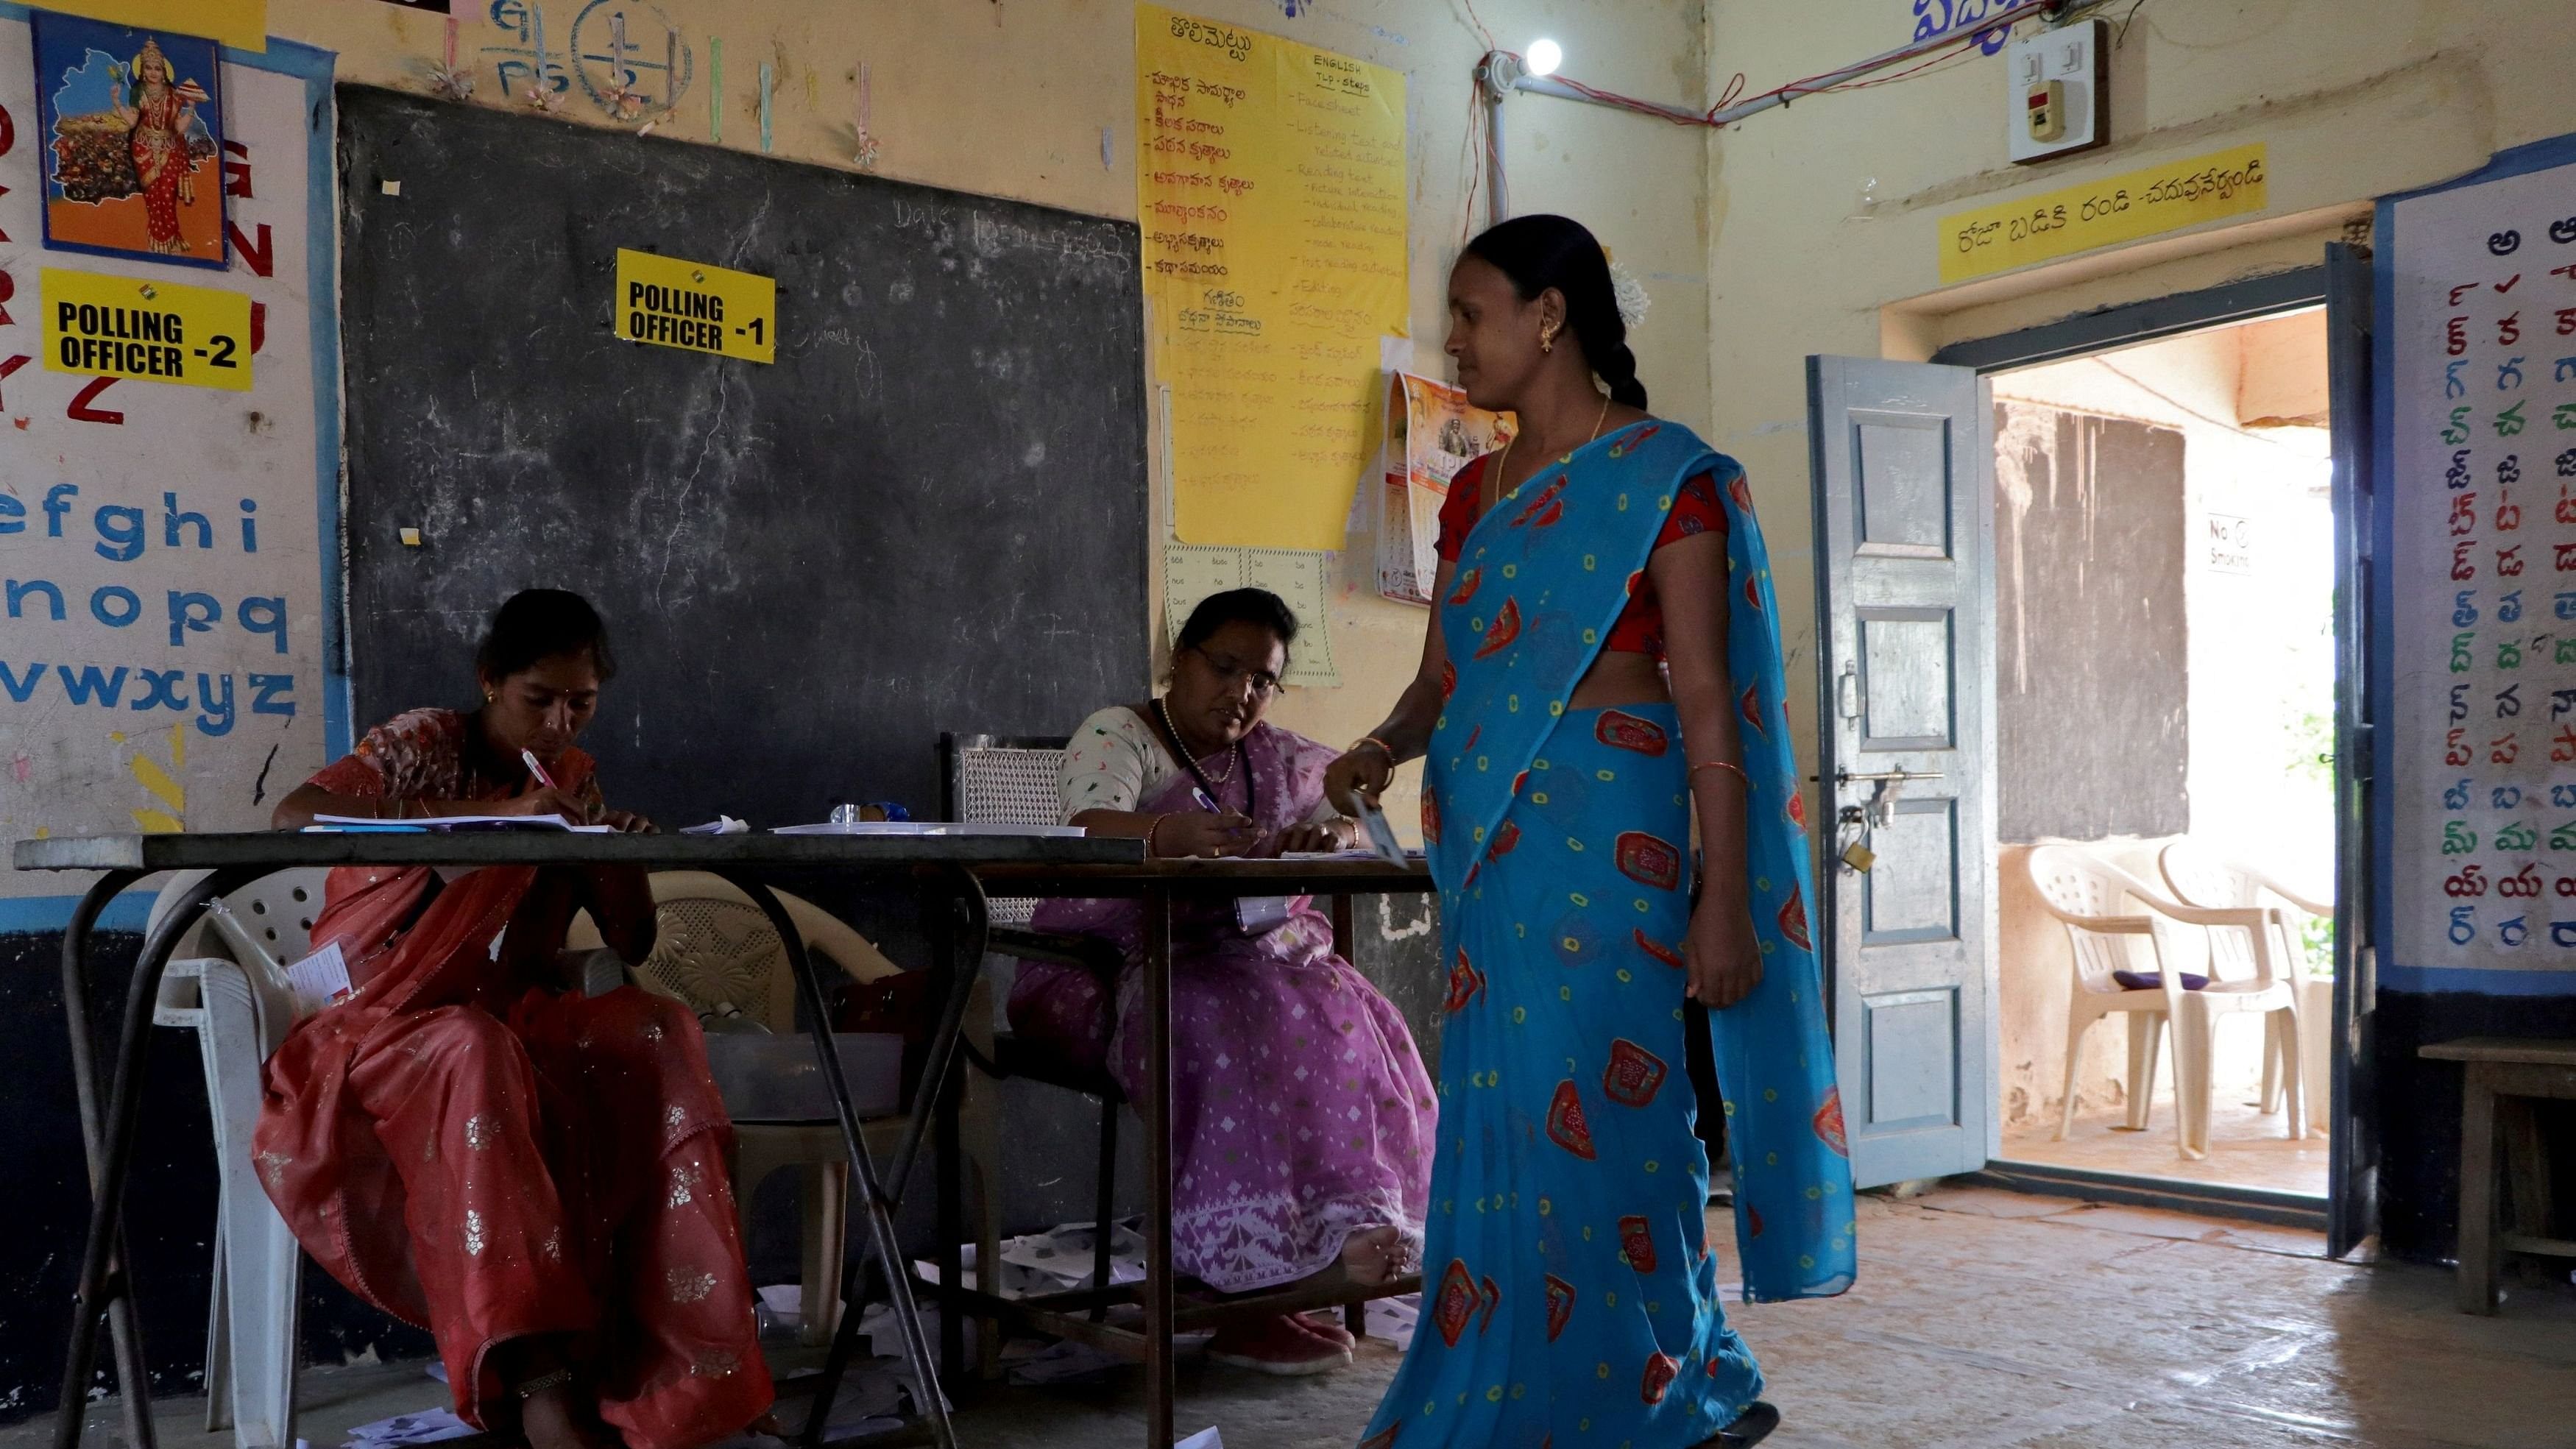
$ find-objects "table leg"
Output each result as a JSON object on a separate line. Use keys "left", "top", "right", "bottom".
{"left": 2458, "top": 1067, "right": 2499, "bottom": 1315}
{"left": 1141, "top": 885, "right": 1175, "bottom": 1449}
{"left": 56, "top": 871, "right": 152, "bottom": 1449}
{"left": 715, "top": 872, "right": 956, "bottom": 1449}
{"left": 57, "top": 868, "right": 247, "bottom": 1449}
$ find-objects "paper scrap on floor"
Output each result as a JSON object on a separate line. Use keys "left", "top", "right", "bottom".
{"left": 1175, "top": 1428, "right": 1223, "bottom": 1449}
{"left": 1367, "top": 1292, "right": 1419, "bottom": 1349}
{"left": 339, "top": 1409, "right": 475, "bottom": 1449}
{"left": 912, "top": 1220, "right": 1147, "bottom": 1300}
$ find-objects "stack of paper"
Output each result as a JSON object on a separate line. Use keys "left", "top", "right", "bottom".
{"left": 309, "top": 812, "right": 616, "bottom": 834}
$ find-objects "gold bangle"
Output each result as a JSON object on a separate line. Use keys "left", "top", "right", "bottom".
{"left": 1691, "top": 759, "right": 1751, "bottom": 787}
{"left": 1144, "top": 813, "right": 1170, "bottom": 857}
{"left": 1353, "top": 735, "right": 1395, "bottom": 760}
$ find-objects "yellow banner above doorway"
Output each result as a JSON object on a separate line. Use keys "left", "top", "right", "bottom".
{"left": 1939, "top": 143, "right": 2269, "bottom": 285}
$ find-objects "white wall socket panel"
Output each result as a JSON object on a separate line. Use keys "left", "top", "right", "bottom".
{"left": 2007, "top": 17, "right": 2107, "bottom": 164}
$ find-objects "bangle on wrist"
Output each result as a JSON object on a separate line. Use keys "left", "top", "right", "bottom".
{"left": 1144, "top": 813, "right": 1170, "bottom": 857}
{"left": 514, "top": 1368, "right": 573, "bottom": 1400}
{"left": 1353, "top": 735, "right": 1395, "bottom": 761}
{"left": 1691, "top": 759, "right": 1750, "bottom": 788}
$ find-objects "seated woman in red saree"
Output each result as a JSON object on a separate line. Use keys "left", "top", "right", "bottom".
{"left": 253, "top": 590, "right": 772, "bottom": 1449}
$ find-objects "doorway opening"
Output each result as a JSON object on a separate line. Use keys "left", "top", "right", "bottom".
{"left": 1981, "top": 308, "right": 2336, "bottom": 1199}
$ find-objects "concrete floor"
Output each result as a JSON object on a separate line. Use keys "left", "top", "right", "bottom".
{"left": 2000, "top": 1093, "right": 2330, "bottom": 1197}
{"left": 19, "top": 1187, "right": 2576, "bottom": 1449}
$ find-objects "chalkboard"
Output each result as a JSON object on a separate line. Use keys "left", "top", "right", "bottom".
{"left": 336, "top": 88, "right": 1150, "bottom": 826}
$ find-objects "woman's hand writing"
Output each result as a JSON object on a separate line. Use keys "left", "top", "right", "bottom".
{"left": 600, "top": 809, "right": 655, "bottom": 834}
{"left": 499, "top": 787, "right": 593, "bottom": 822}
{"left": 1156, "top": 810, "right": 1259, "bottom": 859}
{"left": 1274, "top": 818, "right": 1357, "bottom": 854}
{"left": 1684, "top": 894, "right": 1763, "bottom": 1009}
{"left": 1323, "top": 747, "right": 1393, "bottom": 818}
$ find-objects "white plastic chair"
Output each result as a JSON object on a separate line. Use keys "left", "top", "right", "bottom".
{"left": 147, "top": 868, "right": 329, "bottom": 1449}
{"left": 567, "top": 872, "right": 1002, "bottom": 1353}
{"left": 2159, "top": 840, "right": 2332, "bottom": 1138}
{"left": 2024, "top": 846, "right": 2304, "bottom": 1160}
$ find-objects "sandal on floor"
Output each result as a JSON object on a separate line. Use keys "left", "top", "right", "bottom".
{"left": 1207, "top": 1315, "right": 1353, "bottom": 1377}
{"left": 1702, "top": 1402, "right": 1780, "bottom": 1448}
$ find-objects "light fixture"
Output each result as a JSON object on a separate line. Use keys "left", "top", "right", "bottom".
{"left": 1526, "top": 38, "right": 1563, "bottom": 77}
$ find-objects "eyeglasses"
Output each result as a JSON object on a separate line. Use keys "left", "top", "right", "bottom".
{"left": 1189, "top": 646, "right": 1284, "bottom": 700}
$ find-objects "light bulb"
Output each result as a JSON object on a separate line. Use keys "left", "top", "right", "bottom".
{"left": 1526, "top": 38, "right": 1563, "bottom": 77}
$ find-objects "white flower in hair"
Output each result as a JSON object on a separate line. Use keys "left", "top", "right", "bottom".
{"left": 1607, "top": 259, "right": 1651, "bottom": 330}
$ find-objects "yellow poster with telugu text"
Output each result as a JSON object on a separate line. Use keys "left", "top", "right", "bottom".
{"left": 29, "top": 0, "right": 266, "bottom": 52}
{"left": 1137, "top": 5, "right": 1408, "bottom": 549}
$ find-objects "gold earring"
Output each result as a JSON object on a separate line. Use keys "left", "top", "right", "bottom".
{"left": 1540, "top": 327, "right": 1557, "bottom": 354}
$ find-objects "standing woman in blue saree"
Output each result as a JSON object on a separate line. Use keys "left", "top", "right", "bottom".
{"left": 1326, "top": 215, "right": 1854, "bottom": 1449}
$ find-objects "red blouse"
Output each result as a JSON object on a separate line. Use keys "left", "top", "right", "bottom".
{"left": 1433, "top": 454, "right": 1729, "bottom": 657}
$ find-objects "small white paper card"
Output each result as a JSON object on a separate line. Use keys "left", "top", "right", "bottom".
{"left": 284, "top": 942, "right": 353, "bottom": 1016}
{"left": 1356, "top": 802, "right": 1407, "bottom": 868}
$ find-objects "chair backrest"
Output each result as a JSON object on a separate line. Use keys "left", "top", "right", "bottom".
{"left": 569, "top": 871, "right": 901, "bottom": 1031}
{"left": 941, "top": 733, "right": 1072, "bottom": 927}
{"left": 148, "top": 867, "right": 334, "bottom": 1041}
{"left": 2159, "top": 839, "right": 2318, "bottom": 980}
{"left": 2023, "top": 846, "right": 2163, "bottom": 994}
{"left": 148, "top": 868, "right": 332, "bottom": 968}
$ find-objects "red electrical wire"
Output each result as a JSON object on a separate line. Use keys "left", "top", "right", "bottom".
{"left": 1488, "top": 4, "right": 2048, "bottom": 132}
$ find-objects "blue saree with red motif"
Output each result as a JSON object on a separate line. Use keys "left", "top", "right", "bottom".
{"left": 1359, "top": 420, "right": 1854, "bottom": 1449}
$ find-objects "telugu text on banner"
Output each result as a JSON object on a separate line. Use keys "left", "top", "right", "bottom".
{"left": 1136, "top": 5, "right": 1407, "bottom": 550}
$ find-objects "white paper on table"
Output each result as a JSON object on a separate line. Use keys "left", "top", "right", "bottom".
{"left": 681, "top": 816, "right": 751, "bottom": 835}
{"left": 311, "top": 812, "right": 615, "bottom": 833}
{"left": 283, "top": 942, "right": 353, "bottom": 1016}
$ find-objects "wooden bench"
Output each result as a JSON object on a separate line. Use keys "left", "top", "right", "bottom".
{"left": 2420, "top": 1037, "right": 2576, "bottom": 1314}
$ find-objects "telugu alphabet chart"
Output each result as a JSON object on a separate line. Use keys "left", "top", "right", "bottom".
{"left": 2389, "top": 156, "right": 2576, "bottom": 972}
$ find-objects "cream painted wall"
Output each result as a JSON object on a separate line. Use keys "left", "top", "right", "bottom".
{"left": 260, "top": 0, "right": 1715, "bottom": 829}
{"left": 1707, "top": 0, "right": 2576, "bottom": 794}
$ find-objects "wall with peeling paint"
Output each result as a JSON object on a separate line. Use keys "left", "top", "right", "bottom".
{"left": 0, "top": 0, "right": 1716, "bottom": 1420}
{"left": 259, "top": 0, "right": 1716, "bottom": 833}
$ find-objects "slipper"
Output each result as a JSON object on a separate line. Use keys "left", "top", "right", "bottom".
{"left": 1703, "top": 1402, "right": 1780, "bottom": 1448}
{"left": 1288, "top": 1313, "right": 1356, "bottom": 1350}
{"left": 1207, "top": 1315, "right": 1352, "bottom": 1377}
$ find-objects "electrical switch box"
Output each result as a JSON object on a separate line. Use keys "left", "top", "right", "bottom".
{"left": 2006, "top": 18, "right": 2106, "bottom": 164}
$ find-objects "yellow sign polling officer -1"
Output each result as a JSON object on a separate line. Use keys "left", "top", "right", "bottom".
{"left": 613, "top": 249, "right": 776, "bottom": 364}
{"left": 41, "top": 267, "right": 254, "bottom": 392}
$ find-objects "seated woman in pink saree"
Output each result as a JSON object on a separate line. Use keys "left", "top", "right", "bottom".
{"left": 253, "top": 590, "right": 772, "bottom": 1449}
{"left": 1008, "top": 589, "right": 1438, "bottom": 1376}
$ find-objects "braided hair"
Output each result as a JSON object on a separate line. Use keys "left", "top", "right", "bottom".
{"left": 1463, "top": 214, "right": 1647, "bottom": 410}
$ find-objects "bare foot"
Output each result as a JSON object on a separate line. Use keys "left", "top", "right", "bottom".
{"left": 520, "top": 1385, "right": 618, "bottom": 1449}
{"left": 1340, "top": 1226, "right": 1404, "bottom": 1287}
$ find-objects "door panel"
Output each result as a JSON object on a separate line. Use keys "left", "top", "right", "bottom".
{"left": 2325, "top": 241, "right": 2378, "bottom": 1258}
{"left": 1855, "top": 412, "right": 1958, "bottom": 556}
{"left": 1858, "top": 608, "right": 1958, "bottom": 748}
{"left": 1865, "top": 799, "right": 1960, "bottom": 943}
{"left": 1810, "top": 355, "right": 1998, "bottom": 1189}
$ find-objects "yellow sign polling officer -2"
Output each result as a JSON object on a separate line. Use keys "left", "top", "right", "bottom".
{"left": 41, "top": 268, "right": 255, "bottom": 392}
{"left": 613, "top": 249, "right": 776, "bottom": 364}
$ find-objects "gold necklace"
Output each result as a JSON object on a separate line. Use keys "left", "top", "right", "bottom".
{"left": 1485, "top": 391, "right": 1613, "bottom": 512}
{"left": 1154, "top": 695, "right": 1236, "bottom": 784}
